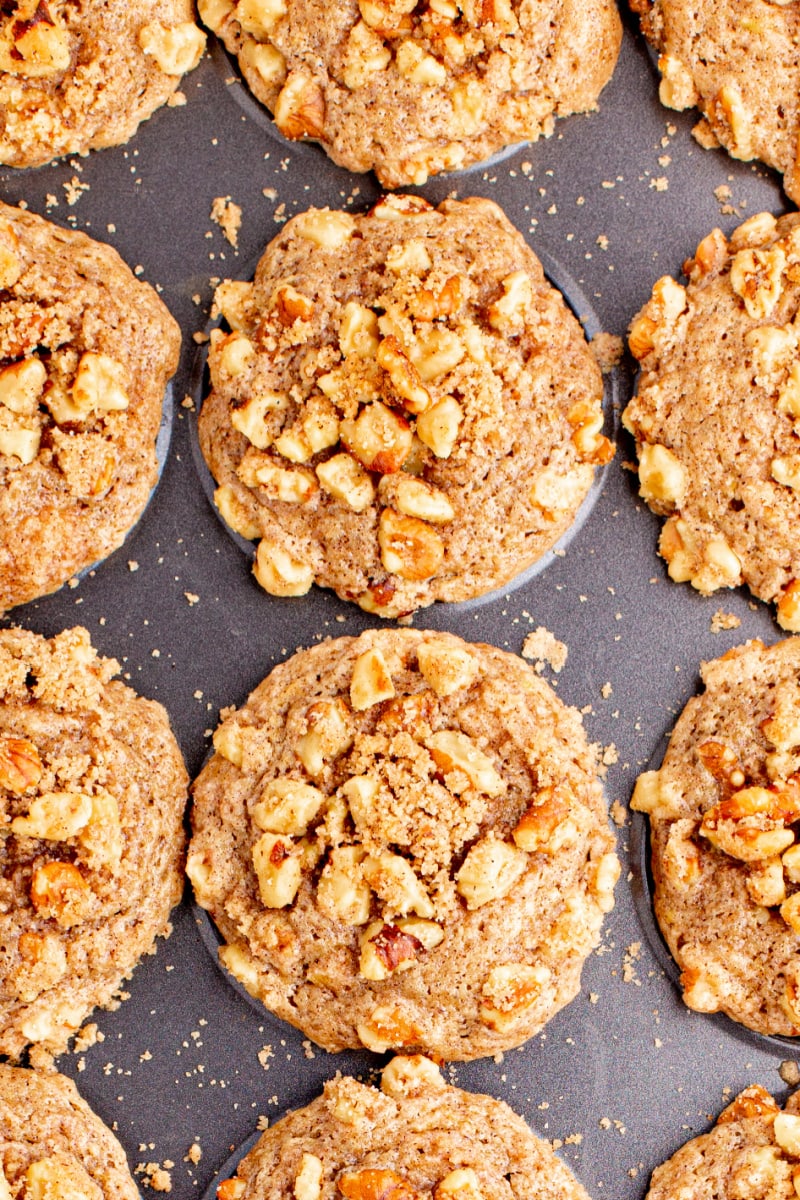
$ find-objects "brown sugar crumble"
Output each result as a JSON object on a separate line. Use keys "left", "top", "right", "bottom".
{"left": 210, "top": 196, "right": 242, "bottom": 248}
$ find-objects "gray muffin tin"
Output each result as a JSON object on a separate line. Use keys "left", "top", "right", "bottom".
{"left": 1, "top": 7, "right": 796, "bottom": 1198}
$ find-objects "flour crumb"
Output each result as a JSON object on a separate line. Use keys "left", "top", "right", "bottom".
{"left": 710, "top": 609, "right": 741, "bottom": 633}
{"left": 211, "top": 196, "right": 242, "bottom": 248}
{"left": 521, "top": 627, "right": 568, "bottom": 674}
{"left": 590, "top": 332, "right": 624, "bottom": 372}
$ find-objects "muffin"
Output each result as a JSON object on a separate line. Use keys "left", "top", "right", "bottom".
{"left": 0, "top": 625, "right": 188, "bottom": 1059}
{"left": 188, "top": 628, "right": 619, "bottom": 1061}
{"left": 199, "top": 193, "right": 613, "bottom": 618}
{"left": 0, "top": 202, "right": 181, "bottom": 614}
{"left": 624, "top": 210, "right": 800, "bottom": 631}
{"left": 632, "top": 636, "right": 800, "bottom": 1036}
{"left": 199, "top": 0, "right": 620, "bottom": 186}
{"left": 0, "top": 0, "right": 205, "bottom": 167}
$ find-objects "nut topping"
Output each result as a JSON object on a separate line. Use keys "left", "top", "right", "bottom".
{"left": 378, "top": 509, "right": 445, "bottom": 581}
{"left": 338, "top": 1168, "right": 421, "bottom": 1200}
{"left": 0, "top": 734, "right": 42, "bottom": 794}
{"left": 274, "top": 72, "right": 326, "bottom": 140}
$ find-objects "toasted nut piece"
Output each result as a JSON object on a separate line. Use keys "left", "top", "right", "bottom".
{"left": 417, "top": 639, "right": 477, "bottom": 696}
{"left": 139, "top": 20, "right": 206, "bottom": 74}
{"left": 0, "top": 358, "right": 46, "bottom": 416}
{"left": 252, "top": 831, "right": 302, "bottom": 907}
{"left": 341, "top": 775, "right": 379, "bottom": 831}
{"left": 715, "top": 82, "right": 753, "bottom": 158}
{"left": 628, "top": 276, "right": 688, "bottom": 360}
{"left": 772, "top": 455, "right": 800, "bottom": 492}
{"left": 357, "top": 1005, "right": 423, "bottom": 1053}
{"left": 342, "top": 20, "right": 391, "bottom": 89}
{"left": 568, "top": 399, "right": 613, "bottom": 465}
{"left": 341, "top": 402, "right": 413, "bottom": 473}
{"left": 450, "top": 78, "right": 485, "bottom": 134}
{"left": 214, "top": 329, "right": 256, "bottom": 379}
{"left": 638, "top": 443, "right": 687, "bottom": 507}
{"left": 661, "top": 821, "right": 702, "bottom": 891}
{"left": 30, "top": 862, "right": 91, "bottom": 928}
{"left": 730, "top": 246, "right": 786, "bottom": 320}
{"left": 350, "top": 648, "right": 395, "bottom": 710}
{"left": 730, "top": 212, "right": 779, "bottom": 250}
{"left": 744, "top": 325, "right": 795, "bottom": 376}
{"left": 295, "top": 697, "right": 353, "bottom": 777}
{"left": 377, "top": 336, "right": 432, "bottom": 415}
{"left": 362, "top": 851, "right": 435, "bottom": 918}
{"left": 410, "top": 327, "right": 465, "bottom": 382}
{"left": 273, "top": 284, "right": 314, "bottom": 325}
{"left": 529, "top": 464, "right": 589, "bottom": 517}
{"left": 778, "top": 581, "right": 800, "bottom": 633}
{"left": 395, "top": 40, "right": 446, "bottom": 85}
{"left": 339, "top": 302, "right": 380, "bottom": 359}
{"left": 11, "top": 791, "right": 92, "bottom": 841}
{"left": 359, "top": 920, "right": 425, "bottom": 979}
{"left": 293, "top": 210, "right": 356, "bottom": 249}
{"left": 456, "top": 836, "right": 527, "bottom": 909}
{"left": 339, "top": 1168, "right": 421, "bottom": 1200}
{"left": 717, "top": 1084, "right": 779, "bottom": 1124}
{"left": 747, "top": 858, "right": 786, "bottom": 907}
{"left": 199, "top": 0, "right": 235, "bottom": 32}
{"left": 380, "top": 1054, "right": 445, "bottom": 1098}
{"left": 230, "top": 393, "right": 289, "bottom": 451}
{"left": 71, "top": 352, "right": 129, "bottom": 415}
{"left": 318, "top": 845, "right": 371, "bottom": 924}
{"left": 241, "top": 38, "right": 287, "bottom": 86}
{"left": 415, "top": 395, "right": 463, "bottom": 458}
{"left": 378, "top": 508, "right": 445, "bottom": 581}
{"left": 426, "top": 730, "right": 505, "bottom": 795}
{"left": 316, "top": 453, "right": 376, "bottom": 512}
{"left": 684, "top": 227, "right": 728, "bottom": 281}
{"left": 592, "top": 852, "right": 621, "bottom": 913}
{"left": 0, "top": 420, "right": 38, "bottom": 465}
{"left": 254, "top": 538, "right": 314, "bottom": 596}
{"left": 779, "top": 361, "right": 800, "bottom": 419}
{"left": 369, "top": 194, "right": 434, "bottom": 221}
{"left": 629, "top": 769, "right": 682, "bottom": 819}
{"left": 236, "top": 0, "right": 287, "bottom": 37}
{"left": 480, "top": 963, "right": 551, "bottom": 1031}
{"left": 1, "top": 14, "right": 70, "bottom": 78}
{"left": 385, "top": 239, "right": 433, "bottom": 275}
{"left": 15, "top": 931, "right": 68, "bottom": 1004}
{"left": 213, "top": 721, "right": 246, "bottom": 767}
{"left": 435, "top": 1170, "right": 483, "bottom": 1200}
{"left": 775, "top": 1113, "right": 800, "bottom": 1156}
{"left": 294, "top": 1153, "right": 324, "bottom": 1200}
{"left": 214, "top": 485, "right": 261, "bottom": 540}
{"left": 390, "top": 476, "right": 454, "bottom": 523}
{"left": 679, "top": 966, "right": 720, "bottom": 1013}
{"left": 512, "top": 786, "right": 571, "bottom": 853}
{"left": 214, "top": 281, "right": 254, "bottom": 332}
{"left": 657, "top": 54, "right": 698, "bottom": 109}
{"left": 0, "top": 735, "right": 42, "bottom": 794}
{"left": 252, "top": 778, "right": 326, "bottom": 835}
{"left": 784, "top": 845, "right": 800, "bottom": 883}
{"left": 781, "top": 892, "right": 800, "bottom": 934}
{"left": 24, "top": 1155, "right": 99, "bottom": 1200}
{"left": 396, "top": 916, "right": 443, "bottom": 950}
{"left": 487, "top": 271, "right": 532, "bottom": 331}
{"left": 242, "top": 460, "right": 317, "bottom": 504}
{"left": 218, "top": 1180, "right": 247, "bottom": 1200}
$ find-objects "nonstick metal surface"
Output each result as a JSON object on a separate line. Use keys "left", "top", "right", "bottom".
{"left": 2, "top": 8, "right": 796, "bottom": 1198}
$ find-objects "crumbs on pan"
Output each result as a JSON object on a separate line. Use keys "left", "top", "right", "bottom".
{"left": 521, "top": 627, "right": 568, "bottom": 673}
{"left": 590, "top": 332, "right": 624, "bottom": 373}
{"left": 210, "top": 196, "right": 242, "bottom": 248}
{"left": 710, "top": 609, "right": 741, "bottom": 632}
{"left": 136, "top": 1163, "right": 173, "bottom": 1192}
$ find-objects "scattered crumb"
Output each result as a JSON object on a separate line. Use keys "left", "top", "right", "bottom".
{"left": 262, "top": 187, "right": 278, "bottom": 201}
{"left": 167, "top": 91, "right": 187, "bottom": 108}
{"left": 780, "top": 1061, "right": 800, "bottom": 1086}
{"left": 185, "top": 1143, "right": 202, "bottom": 1165}
{"left": 64, "top": 176, "right": 90, "bottom": 206}
{"left": 128, "top": 561, "right": 139, "bottom": 572}
{"left": 623, "top": 942, "right": 642, "bottom": 985}
{"left": 521, "top": 627, "right": 568, "bottom": 674}
{"left": 590, "top": 332, "right": 624, "bottom": 373}
{"left": 210, "top": 196, "right": 242, "bottom": 248}
{"left": 184, "top": 592, "right": 200, "bottom": 606}
{"left": 302, "top": 1040, "right": 316, "bottom": 1059}
{"left": 138, "top": 1165, "right": 172, "bottom": 1193}
{"left": 602, "top": 743, "right": 619, "bottom": 766}
{"left": 596, "top": 234, "right": 609, "bottom": 251}
{"left": 258, "top": 1045, "right": 273, "bottom": 1069}
{"left": 193, "top": 330, "right": 210, "bottom": 344}
{"left": 589, "top": 992, "right": 599, "bottom": 1005}
{"left": 256, "top": 1116, "right": 270, "bottom": 1131}
{"left": 601, "top": 682, "right": 613, "bottom": 699}
{"left": 710, "top": 609, "right": 741, "bottom": 633}
{"left": 610, "top": 799, "right": 628, "bottom": 828}
{"left": 182, "top": 395, "right": 195, "bottom": 410}
{"left": 649, "top": 176, "right": 669, "bottom": 192}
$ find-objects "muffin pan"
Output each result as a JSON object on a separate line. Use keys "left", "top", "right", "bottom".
{"left": 1, "top": 4, "right": 798, "bottom": 1198}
